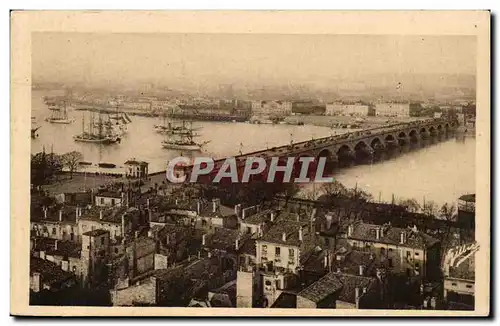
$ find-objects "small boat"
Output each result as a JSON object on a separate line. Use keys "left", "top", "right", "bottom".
{"left": 78, "top": 161, "right": 93, "bottom": 166}
{"left": 98, "top": 163, "right": 117, "bottom": 169}
{"left": 161, "top": 140, "right": 210, "bottom": 151}
{"left": 161, "top": 120, "right": 209, "bottom": 151}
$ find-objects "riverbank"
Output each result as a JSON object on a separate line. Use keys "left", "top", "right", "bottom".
{"left": 284, "top": 115, "right": 427, "bottom": 129}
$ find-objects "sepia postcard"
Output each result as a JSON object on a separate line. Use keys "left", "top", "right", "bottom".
{"left": 10, "top": 10, "right": 490, "bottom": 317}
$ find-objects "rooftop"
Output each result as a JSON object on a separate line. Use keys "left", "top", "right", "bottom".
{"left": 260, "top": 220, "right": 309, "bottom": 247}
{"left": 79, "top": 206, "right": 137, "bottom": 224}
{"left": 124, "top": 160, "right": 149, "bottom": 166}
{"left": 349, "top": 223, "right": 439, "bottom": 250}
{"left": 30, "top": 256, "right": 74, "bottom": 287}
{"left": 459, "top": 194, "right": 476, "bottom": 202}
{"left": 335, "top": 273, "right": 377, "bottom": 304}
{"left": 83, "top": 229, "right": 109, "bottom": 237}
{"left": 241, "top": 209, "right": 273, "bottom": 225}
{"left": 297, "top": 272, "right": 343, "bottom": 303}
{"left": 31, "top": 205, "right": 78, "bottom": 224}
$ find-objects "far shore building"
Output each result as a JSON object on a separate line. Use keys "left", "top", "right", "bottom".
{"left": 375, "top": 102, "right": 411, "bottom": 117}
{"left": 124, "top": 159, "right": 149, "bottom": 179}
{"left": 325, "top": 102, "right": 372, "bottom": 117}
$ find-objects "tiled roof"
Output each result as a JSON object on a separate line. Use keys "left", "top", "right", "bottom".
{"left": 241, "top": 209, "right": 273, "bottom": 225}
{"left": 459, "top": 194, "right": 475, "bottom": 202}
{"left": 260, "top": 220, "right": 309, "bottom": 247}
{"left": 44, "top": 240, "right": 81, "bottom": 258}
{"left": 95, "top": 191, "right": 122, "bottom": 199}
{"left": 83, "top": 229, "right": 109, "bottom": 237}
{"left": 31, "top": 205, "right": 78, "bottom": 224}
{"left": 335, "top": 273, "right": 377, "bottom": 304}
{"left": 205, "top": 229, "right": 244, "bottom": 252}
{"left": 298, "top": 272, "right": 343, "bottom": 303}
{"left": 271, "top": 292, "right": 297, "bottom": 308}
{"left": 349, "top": 223, "right": 439, "bottom": 250}
{"left": 30, "top": 256, "right": 74, "bottom": 287}
{"left": 79, "top": 206, "right": 137, "bottom": 224}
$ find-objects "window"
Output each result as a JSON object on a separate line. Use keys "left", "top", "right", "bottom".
{"left": 114, "top": 248, "right": 119, "bottom": 254}
{"left": 388, "top": 248, "right": 393, "bottom": 252}
{"left": 70, "top": 233, "right": 74, "bottom": 241}
{"left": 406, "top": 251, "right": 411, "bottom": 258}
{"left": 111, "top": 199, "right": 116, "bottom": 206}
{"left": 52, "top": 228, "right": 56, "bottom": 235}
{"left": 100, "top": 198, "right": 104, "bottom": 205}
{"left": 101, "top": 237, "right": 105, "bottom": 245}
{"left": 202, "top": 220, "right": 207, "bottom": 227}
{"left": 380, "top": 247, "right": 386, "bottom": 255}
{"left": 289, "top": 248, "right": 294, "bottom": 257}
{"left": 452, "top": 283, "right": 457, "bottom": 286}
{"left": 388, "top": 258, "right": 393, "bottom": 268}
{"left": 415, "top": 252, "right": 420, "bottom": 257}
{"left": 466, "top": 285, "right": 472, "bottom": 289}
{"left": 247, "top": 227, "right": 252, "bottom": 234}
{"left": 275, "top": 247, "right": 281, "bottom": 256}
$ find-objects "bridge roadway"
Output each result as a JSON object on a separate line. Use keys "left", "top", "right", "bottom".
{"left": 182, "top": 117, "right": 459, "bottom": 173}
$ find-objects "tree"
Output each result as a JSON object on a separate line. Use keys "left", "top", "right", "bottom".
{"left": 398, "top": 198, "right": 421, "bottom": 213}
{"left": 30, "top": 151, "right": 63, "bottom": 186}
{"left": 439, "top": 202, "right": 457, "bottom": 222}
{"left": 320, "top": 180, "right": 348, "bottom": 198}
{"left": 61, "top": 151, "right": 83, "bottom": 179}
{"left": 422, "top": 200, "right": 438, "bottom": 217}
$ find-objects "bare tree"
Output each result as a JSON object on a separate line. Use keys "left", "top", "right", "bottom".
{"left": 61, "top": 151, "right": 83, "bottom": 179}
{"left": 422, "top": 200, "right": 438, "bottom": 217}
{"left": 320, "top": 180, "right": 348, "bottom": 197}
{"left": 398, "top": 198, "right": 421, "bottom": 213}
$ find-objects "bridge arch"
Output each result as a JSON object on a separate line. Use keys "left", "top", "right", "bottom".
{"left": 429, "top": 126, "right": 436, "bottom": 134}
{"left": 397, "top": 131, "right": 408, "bottom": 138}
{"left": 370, "top": 137, "right": 384, "bottom": 150}
{"left": 384, "top": 133, "right": 397, "bottom": 143}
{"left": 419, "top": 127, "right": 428, "bottom": 134}
{"left": 408, "top": 129, "right": 418, "bottom": 138}
{"left": 354, "top": 140, "right": 370, "bottom": 151}
{"left": 316, "top": 148, "right": 334, "bottom": 161}
{"left": 336, "top": 144, "right": 354, "bottom": 158}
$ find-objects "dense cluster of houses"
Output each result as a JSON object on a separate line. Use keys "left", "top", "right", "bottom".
{"left": 29, "top": 184, "right": 476, "bottom": 310}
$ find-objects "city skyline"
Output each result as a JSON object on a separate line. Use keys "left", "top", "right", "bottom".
{"left": 32, "top": 33, "right": 477, "bottom": 91}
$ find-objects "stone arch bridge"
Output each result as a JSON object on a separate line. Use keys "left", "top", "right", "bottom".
{"left": 183, "top": 118, "right": 459, "bottom": 178}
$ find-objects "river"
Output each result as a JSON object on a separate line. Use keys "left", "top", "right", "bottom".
{"left": 31, "top": 90, "right": 475, "bottom": 205}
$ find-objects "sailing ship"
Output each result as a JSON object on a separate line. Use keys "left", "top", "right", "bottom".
{"left": 107, "top": 106, "right": 132, "bottom": 136}
{"left": 161, "top": 120, "right": 209, "bottom": 151}
{"left": 45, "top": 101, "right": 75, "bottom": 124}
{"left": 73, "top": 112, "right": 121, "bottom": 144}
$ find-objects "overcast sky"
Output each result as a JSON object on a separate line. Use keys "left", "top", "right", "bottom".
{"left": 32, "top": 33, "right": 477, "bottom": 88}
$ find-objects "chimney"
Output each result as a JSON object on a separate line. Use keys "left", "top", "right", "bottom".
{"left": 54, "top": 240, "right": 58, "bottom": 250}
{"left": 380, "top": 226, "right": 385, "bottom": 238}
{"left": 202, "top": 234, "right": 206, "bottom": 246}
{"left": 43, "top": 207, "right": 47, "bottom": 219}
{"left": 99, "top": 210, "right": 103, "bottom": 220}
{"left": 147, "top": 229, "right": 153, "bottom": 238}
{"left": 347, "top": 224, "right": 354, "bottom": 237}
{"left": 146, "top": 198, "right": 150, "bottom": 209}
{"left": 212, "top": 198, "right": 220, "bottom": 213}
{"left": 323, "top": 255, "right": 328, "bottom": 268}
{"left": 75, "top": 206, "right": 79, "bottom": 221}
{"left": 359, "top": 265, "right": 364, "bottom": 276}
{"left": 59, "top": 209, "right": 63, "bottom": 222}
{"left": 270, "top": 212, "right": 275, "bottom": 222}
{"left": 355, "top": 287, "right": 360, "bottom": 308}
{"left": 208, "top": 251, "right": 212, "bottom": 258}
{"left": 242, "top": 208, "right": 246, "bottom": 220}
{"left": 166, "top": 234, "right": 170, "bottom": 245}
{"left": 282, "top": 232, "right": 287, "bottom": 242}
{"left": 175, "top": 198, "right": 178, "bottom": 205}
{"left": 376, "top": 227, "right": 380, "bottom": 240}
{"left": 296, "top": 214, "right": 300, "bottom": 222}
{"left": 325, "top": 214, "right": 333, "bottom": 229}
{"left": 197, "top": 200, "right": 201, "bottom": 215}
{"left": 400, "top": 231, "right": 406, "bottom": 244}
{"left": 234, "top": 204, "right": 240, "bottom": 216}
{"left": 235, "top": 238, "right": 239, "bottom": 250}
{"left": 362, "top": 287, "right": 367, "bottom": 294}
{"left": 299, "top": 227, "right": 303, "bottom": 241}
